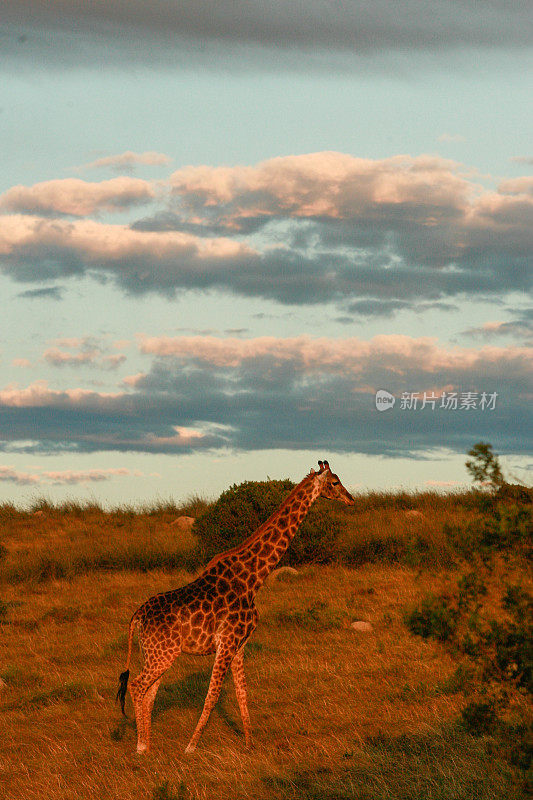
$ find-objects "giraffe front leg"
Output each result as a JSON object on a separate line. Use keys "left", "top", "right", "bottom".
{"left": 231, "top": 646, "right": 253, "bottom": 749}
{"left": 185, "top": 644, "right": 234, "bottom": 754}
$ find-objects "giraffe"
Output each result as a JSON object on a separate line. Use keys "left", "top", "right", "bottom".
{"left": 116, "top": 460, "right": 354, "bottom": 754}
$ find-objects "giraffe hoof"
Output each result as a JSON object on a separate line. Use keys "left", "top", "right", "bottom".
{"left": 136, "top": 743, "right": 148, "bottom": 754}
{"left": 184, "top": 744, "right": 196, "bottom": 755}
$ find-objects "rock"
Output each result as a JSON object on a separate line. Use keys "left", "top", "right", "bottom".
{"left": 33, "top": 510, "right": 46, "bottom": 518}
{"left": 351, "top": 620, "right": 373, "bottom": 632}
{"left": 170, "top": 516, "right": 195, "bottom": 530}
{"left": 270, "top": 566, "right": 299, "bottom": 580}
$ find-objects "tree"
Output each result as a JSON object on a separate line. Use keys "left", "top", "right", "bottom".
{"left": 465, "top": 442, "right": 504, "bottom": 489}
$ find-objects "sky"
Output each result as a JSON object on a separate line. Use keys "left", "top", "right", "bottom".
{"left": 1, "top": 1, "right": 532, "bottom": 506}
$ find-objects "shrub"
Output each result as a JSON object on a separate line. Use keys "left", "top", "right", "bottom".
{"left": 461, "top": 700, "right": 498, "bottom": 736}
{"left": 406, "top": 594, "right": 458, "bottom": 642}
{"left": 485, "top": 584, "right": 532, "bottom": 692}
{"left": 192, "top": 479, "right": 342, "bottom": 565}
{"left": 443, "top": 498, "right": 532, "bottom": 559}
{"left": 153, "top": 780, "right": 188, "bottom": 800}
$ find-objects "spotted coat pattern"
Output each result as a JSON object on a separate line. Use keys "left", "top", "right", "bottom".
{"left": 121, "top": 460, "right": 354, "bottom": 754}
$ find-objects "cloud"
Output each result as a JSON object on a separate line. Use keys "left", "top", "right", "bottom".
{"left": 40, "top": 467, "right": 132, "bottom": 484}
{"left": 1, "top": 177, "right": 155, "bottom": 216}
{"left": 12, "top": 358, "right": 31, "bottom": 368}
{"left": 425, "top": 480, "right": 461, "bottom": 487}
{"left": 40, "top": 336, "right": 127, "bottom": 370}
{"left": 43, "top": 348, "right": 126, "bottom": 370}
{"left": 16, "top": 286, "right": 63, "bottom": 300}
{"left": 80, "top": 151, "right": 172, "bottom": 173}
{"left": 3, "top": 1, "right": 532, "bottom": 72}
{"left": 463, "top": 311, "right": 533, "bottom": 343}
{"left": 0, "top": 335, "right": 530, "bottom": 459}
{"left": 511, "top": 157, "right": 533, "bottom": 165}
{"left": 0, "top": 464, "right": 139, "bottom": 485}
{"left": 138, "top": 334, "right": 532, "bottom": 378}
{"left": 0, "top": 380, "right": 121, "bottom": 408}
{"left": 0, "top": 465, "right": 40, "bottom": 485}
{"left": 0, "top": 214, "right": 257, "bottom": 294}
{"left": 498, "top": 176, "right": 533, "bottom": 196}
{"left": 1, "top": 153, "right": 532, "bottom": 313}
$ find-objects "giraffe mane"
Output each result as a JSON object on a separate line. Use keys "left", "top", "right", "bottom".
{"left": 201, "top": 471, "right": 317, "bottom": 571}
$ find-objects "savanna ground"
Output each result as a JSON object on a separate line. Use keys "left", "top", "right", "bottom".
{"left": 0, "top": 488, "right": 531, "bottom": 800}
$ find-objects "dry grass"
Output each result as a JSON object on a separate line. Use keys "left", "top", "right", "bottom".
{"left": 0, "top": 493, "right": 530, "bottom": 799}
{"left": 0, "top": 562, "right": 529, "bottom": 799}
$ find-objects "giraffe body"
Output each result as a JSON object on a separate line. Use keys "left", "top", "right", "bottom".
{"left": 118, "top": 460, "right": 354, "bottom": 754}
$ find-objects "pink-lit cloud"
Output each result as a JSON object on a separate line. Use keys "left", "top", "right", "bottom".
{"left": 139, "top": 334, "right": 533, "bottom": 377}
{"left": 80, "top": 151, "right": 172, "bottom": 173}
{"left": 41, "top": 468, "right": 132, "bottom": 484}
{"left": 498, "top": 176, "right": 533, "bottom": 196}
{"left": 425, "top": 480, "right": 462, "bottom": 487}
{"left": 169, "top": 152, "right": 475, "bottom": 221}
{"left": 0, "top": 465, "right": 40, "bottom": 485}
{"left": 0, "top": 465, "right": 142, "bottom": 485}
{"left": 1, "top": 153, "right": 531, "bottom": 309}
{"left": 0, "top": 380, "right": 122, "bottom": 408}
{"left": 43, "top": 347, "right": 126, "bottom": 370}
{"left": 0, "top": 214, "right": 255, "bottom": 277}
{"left": 0, "top": 177, "right": 155, "bottom": 216}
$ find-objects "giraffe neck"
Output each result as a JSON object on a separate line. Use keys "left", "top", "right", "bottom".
{"left": 206, "top": 473, "right": 322, "bottom": 597}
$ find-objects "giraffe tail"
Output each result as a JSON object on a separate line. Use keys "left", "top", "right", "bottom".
{"left": 116, "top": 611, "right": 139, "bottom": 716}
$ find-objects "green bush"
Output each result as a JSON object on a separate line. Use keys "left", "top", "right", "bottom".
{"left": 485, "top": 584, "right": 532, "bottom": 692}
{"left": 152, "top": 780, "right": 187, "bottom": 800}
{"left": 406, "top": 594, "right": 458, "bottom": 642}
{"left": 461, "top": 700, "right": 498, "bottom": 736}
{"left": 192, "top": 479, "right": 342, "bottom": 565}
{"left": 480, "top": 503, "right": 532, "bottom": 552}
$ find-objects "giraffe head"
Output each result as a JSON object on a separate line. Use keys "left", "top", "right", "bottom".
{"left": 313, "top": 459, "right": 355, "bottom": 505}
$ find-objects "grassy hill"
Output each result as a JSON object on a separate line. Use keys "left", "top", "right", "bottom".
{"left": 0, "top": 488, "right": 530, "bottom": 799}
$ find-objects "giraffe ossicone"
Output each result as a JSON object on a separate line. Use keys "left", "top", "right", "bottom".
{"left": 116, "top": 459, "right": 354, "bottom": 754}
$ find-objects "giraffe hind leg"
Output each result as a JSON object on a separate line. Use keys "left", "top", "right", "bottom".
{"left": 130, "top": 661, "right": 173, "bottom": 754}
{"left": 231, "top": 646, "right": 253, "bottom": 749}
{"left": 142, "top": 676, "right": 163, "bottom": 754}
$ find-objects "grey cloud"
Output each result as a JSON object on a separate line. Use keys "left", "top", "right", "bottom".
{"left": 0, "top": 343, "right": 530, "bottom": 459}
{"left": 2, "top": 1, "right": 532, "bottom": 73}
{"left": 1, "top": 219, "right": 530, "bottom": 313}
{"left": 344, "top": 298, "right": 458, "bottom": 318}
{"left": 17, "top": 285, "right": 63, "bottom": 300}
{"left": 463, "top": 308, "right": 533, "bottom": 342}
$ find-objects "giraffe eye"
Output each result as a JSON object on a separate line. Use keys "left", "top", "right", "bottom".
{"left": 331, "top": 480, "right": 340, "bottom": 485}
